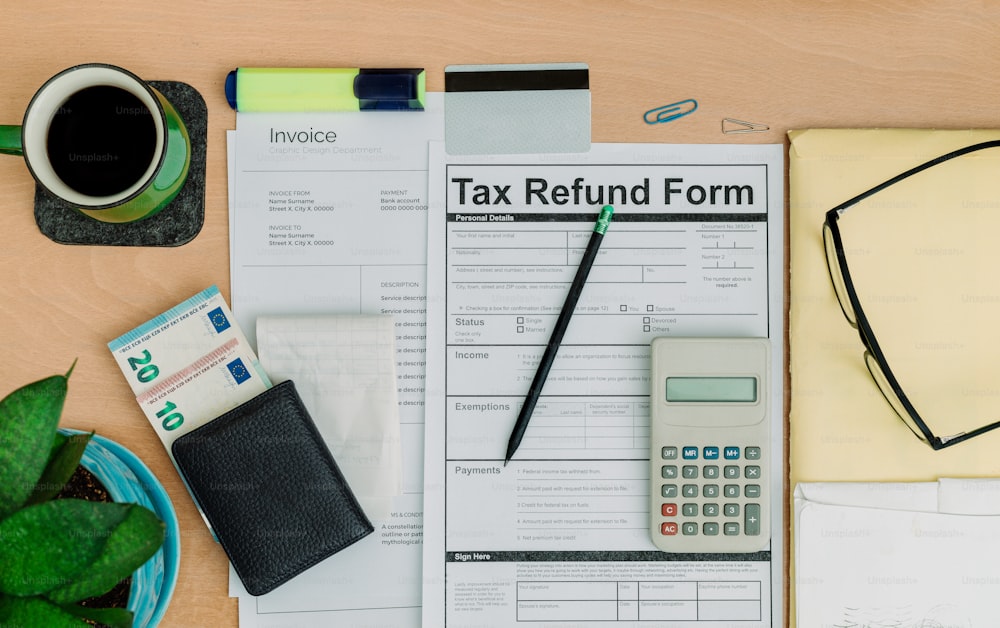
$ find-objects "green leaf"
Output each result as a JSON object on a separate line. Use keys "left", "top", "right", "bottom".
{"left": 0, "top": 499, "right": 128, "bottom": 596}
{"left": 0, "top": 372, "right": 70, "bottom": 520}
{"left": 26, "top": 432, "right": 93, "bottom": 506}
{"left": 46, "top": 504, "right": 165, "bottom": 604}
{"left": 49, "top": 431, "right": 69, "bottom": 459}
{"left": 59, "top": 602, "right": 134, "bottom": 628}
{"left": 0, "top": 594, "right": 91, "bottom": 627}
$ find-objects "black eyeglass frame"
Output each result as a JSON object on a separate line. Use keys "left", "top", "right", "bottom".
{"left": 822, "top": 139, "right": 1000, "bottom": 450}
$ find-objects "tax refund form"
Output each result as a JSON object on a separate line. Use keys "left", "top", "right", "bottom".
{"left": 422, "top": 143, "right": 785, "bottom": 627}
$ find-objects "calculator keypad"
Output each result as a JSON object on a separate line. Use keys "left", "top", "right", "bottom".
{"left": 656, "top": 444, "right": 764, "bottom": 548}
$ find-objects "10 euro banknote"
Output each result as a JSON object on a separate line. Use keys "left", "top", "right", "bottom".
{"left": 108, "top": 285, "right": 271, "bottom": 457}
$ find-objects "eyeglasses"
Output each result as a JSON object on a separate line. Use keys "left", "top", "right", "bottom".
{"left": 822, "top": 140, "right": 1000, "bottom": 449}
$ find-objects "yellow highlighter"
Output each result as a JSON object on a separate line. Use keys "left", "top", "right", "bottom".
{"left": 225, "top": 67, "right": 426, "bottom": 112}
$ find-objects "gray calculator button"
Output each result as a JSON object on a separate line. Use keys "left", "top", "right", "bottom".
{"left": 662, "top": 446, "right": 679, "bottom": 460}
{"left": 745, "top": 504, "right": 761, "bottom": 536}
{"left": 682, "top": 465, "right": 699, "bottom": 479}
{"left": 682, "top": 503, "right": 698, "bottom": 517}
{"left": 661, "top": 465, "right": 678, "bottom": 479}
{"left": 744, "top": 465, "right": 761, "bottom": 480}
{"left": 661, "top": 484, "right": 678, "bottom": 498}
{"left": 703, "top": 503, "right": 719, "bottom": 517}
{"left": 703, "top": 465, "right": 719, "bottom": 479}
{"left": 724, "top": 503, "right": 740, "bottom": 517}
{"left": 703, "top": 522, "right": 720, "bottom": 536}
{"left": 745, "top": 484, "right": 761, "bottom": 499}
{"left": 682, "top": 484, "right": 699, "bottom": 498}
{"left": 682, "top": 522, "right": 699, "bottom": 536}
{"left": 703, "top": 484, "right": 720, "bottom": 499}
{"left": 724, "top": 484, "right": 740, "bottom": 498}
{"left": 745, "top": 446, "right": 762, "bottom": 460}
{"left": 724, "top": 522, "right": 740, "bottom": 536}
{"left": 724, "top": 465, "right": 741, "bottom": 479}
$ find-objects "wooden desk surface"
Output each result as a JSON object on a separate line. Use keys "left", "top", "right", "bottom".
{"left": 1, "top": 2, "right": 996, "bottom": 625}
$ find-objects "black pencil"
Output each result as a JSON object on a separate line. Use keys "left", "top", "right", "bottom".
{"left": 504, "top": 205, "right": 614, "bottom": 465}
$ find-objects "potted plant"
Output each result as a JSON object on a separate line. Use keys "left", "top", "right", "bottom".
{"left": 0, "top": 364, "right": 177, "bottom": 627}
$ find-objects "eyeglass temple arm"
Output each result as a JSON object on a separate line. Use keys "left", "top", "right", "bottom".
{"left": 935, "top": 418, "right": 1000, "bottom": 449}
{"left": 830, "top": 140, "right": 1000, "bottom": 217}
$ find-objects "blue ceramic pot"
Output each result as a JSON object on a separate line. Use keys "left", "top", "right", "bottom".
{"left": 60, "top": 430, "right": 181, "bottom": 627}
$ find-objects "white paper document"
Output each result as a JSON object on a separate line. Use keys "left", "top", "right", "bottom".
{"left": 795, "top": 480, "right": 1000, "bottom": 627}
{"left": 422, "top": 143, "right": 785, "bottom": 627}
{"left": 227, "top": 95, "right": 444, "bottom": 626}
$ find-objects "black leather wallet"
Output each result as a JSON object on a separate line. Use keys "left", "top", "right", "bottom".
{"left": 171, "top": 380, "right": 373, "bottom": 595}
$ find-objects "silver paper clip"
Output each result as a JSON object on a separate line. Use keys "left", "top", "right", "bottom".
{"left": 722, "top": 118, "right": 769, "bottom": 134}
{"left": 644, "top": 99, "right": 698, "bottom": 125}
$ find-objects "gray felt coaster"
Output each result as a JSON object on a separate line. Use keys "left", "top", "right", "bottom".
{"left": 34, "top": 81, "right": 207, "bottom": 247}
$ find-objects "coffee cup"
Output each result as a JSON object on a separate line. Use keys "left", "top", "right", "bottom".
{"left": 0, "top": 63, "right": 190, "bottom": 223}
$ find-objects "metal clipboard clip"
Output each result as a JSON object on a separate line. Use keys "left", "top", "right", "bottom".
{"left": 644, "top": 99, "right": 698, "bottom": 125}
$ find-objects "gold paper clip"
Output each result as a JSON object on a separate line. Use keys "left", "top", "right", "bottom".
{"left": 722, "top": 118, "right": 769, "bottom": 134}
{"left": 644, "top": 99, "right": 698, "bottom": 125}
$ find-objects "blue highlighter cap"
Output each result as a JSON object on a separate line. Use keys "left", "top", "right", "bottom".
{"left": 225, "top": 70, "right": 238, "bottom": 109}
{"left": 354, "top": 69, "right": 424, "bottom": 110}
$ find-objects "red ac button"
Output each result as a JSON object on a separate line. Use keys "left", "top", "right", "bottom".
{"left": 661, "top": 522, "right": 679, "bottom": 536}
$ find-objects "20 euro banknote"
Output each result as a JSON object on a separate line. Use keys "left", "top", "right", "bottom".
{"left": 108, "top": 285, "right": 271, "bottom": 453}
{"left": 108, "top": 285, "right": 269, "bottom": 396}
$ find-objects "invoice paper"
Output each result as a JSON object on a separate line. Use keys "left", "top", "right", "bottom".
{"left": 228, "top": 94, "right": 443, "bottom": 626}
{"left": 422, "top": 143, "right": 785, "bottom": 627}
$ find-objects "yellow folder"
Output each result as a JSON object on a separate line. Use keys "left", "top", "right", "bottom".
{"left": 789, "top": 127, "right": 1000, "bottom": 481}
{"left": 789, "top": 128, "right": 1000, "bottom": 625}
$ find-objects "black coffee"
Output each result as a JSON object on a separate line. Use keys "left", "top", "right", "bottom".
{"left": 46, "top": 85, "right": 157, "bottom": 197}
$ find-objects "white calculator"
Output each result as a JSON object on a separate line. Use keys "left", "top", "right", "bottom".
{"left": 649, "top": 337, "right": 770, "bottom": 553}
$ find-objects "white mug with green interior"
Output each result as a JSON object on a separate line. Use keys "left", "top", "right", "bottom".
{"left": 0, "top": 63, "right": 190, "bottom": 223}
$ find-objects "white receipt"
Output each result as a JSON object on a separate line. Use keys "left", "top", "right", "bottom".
{"left": 256, "top": 314, "right": 402, "bottom": 520}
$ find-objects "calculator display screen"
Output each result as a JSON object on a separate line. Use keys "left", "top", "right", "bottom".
{"left": 665, "top": 377, "right": 757, "bottom": 403}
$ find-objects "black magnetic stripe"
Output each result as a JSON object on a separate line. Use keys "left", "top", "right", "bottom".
{"left": 445, "top": 68, "right": 589, "bottom": 92}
